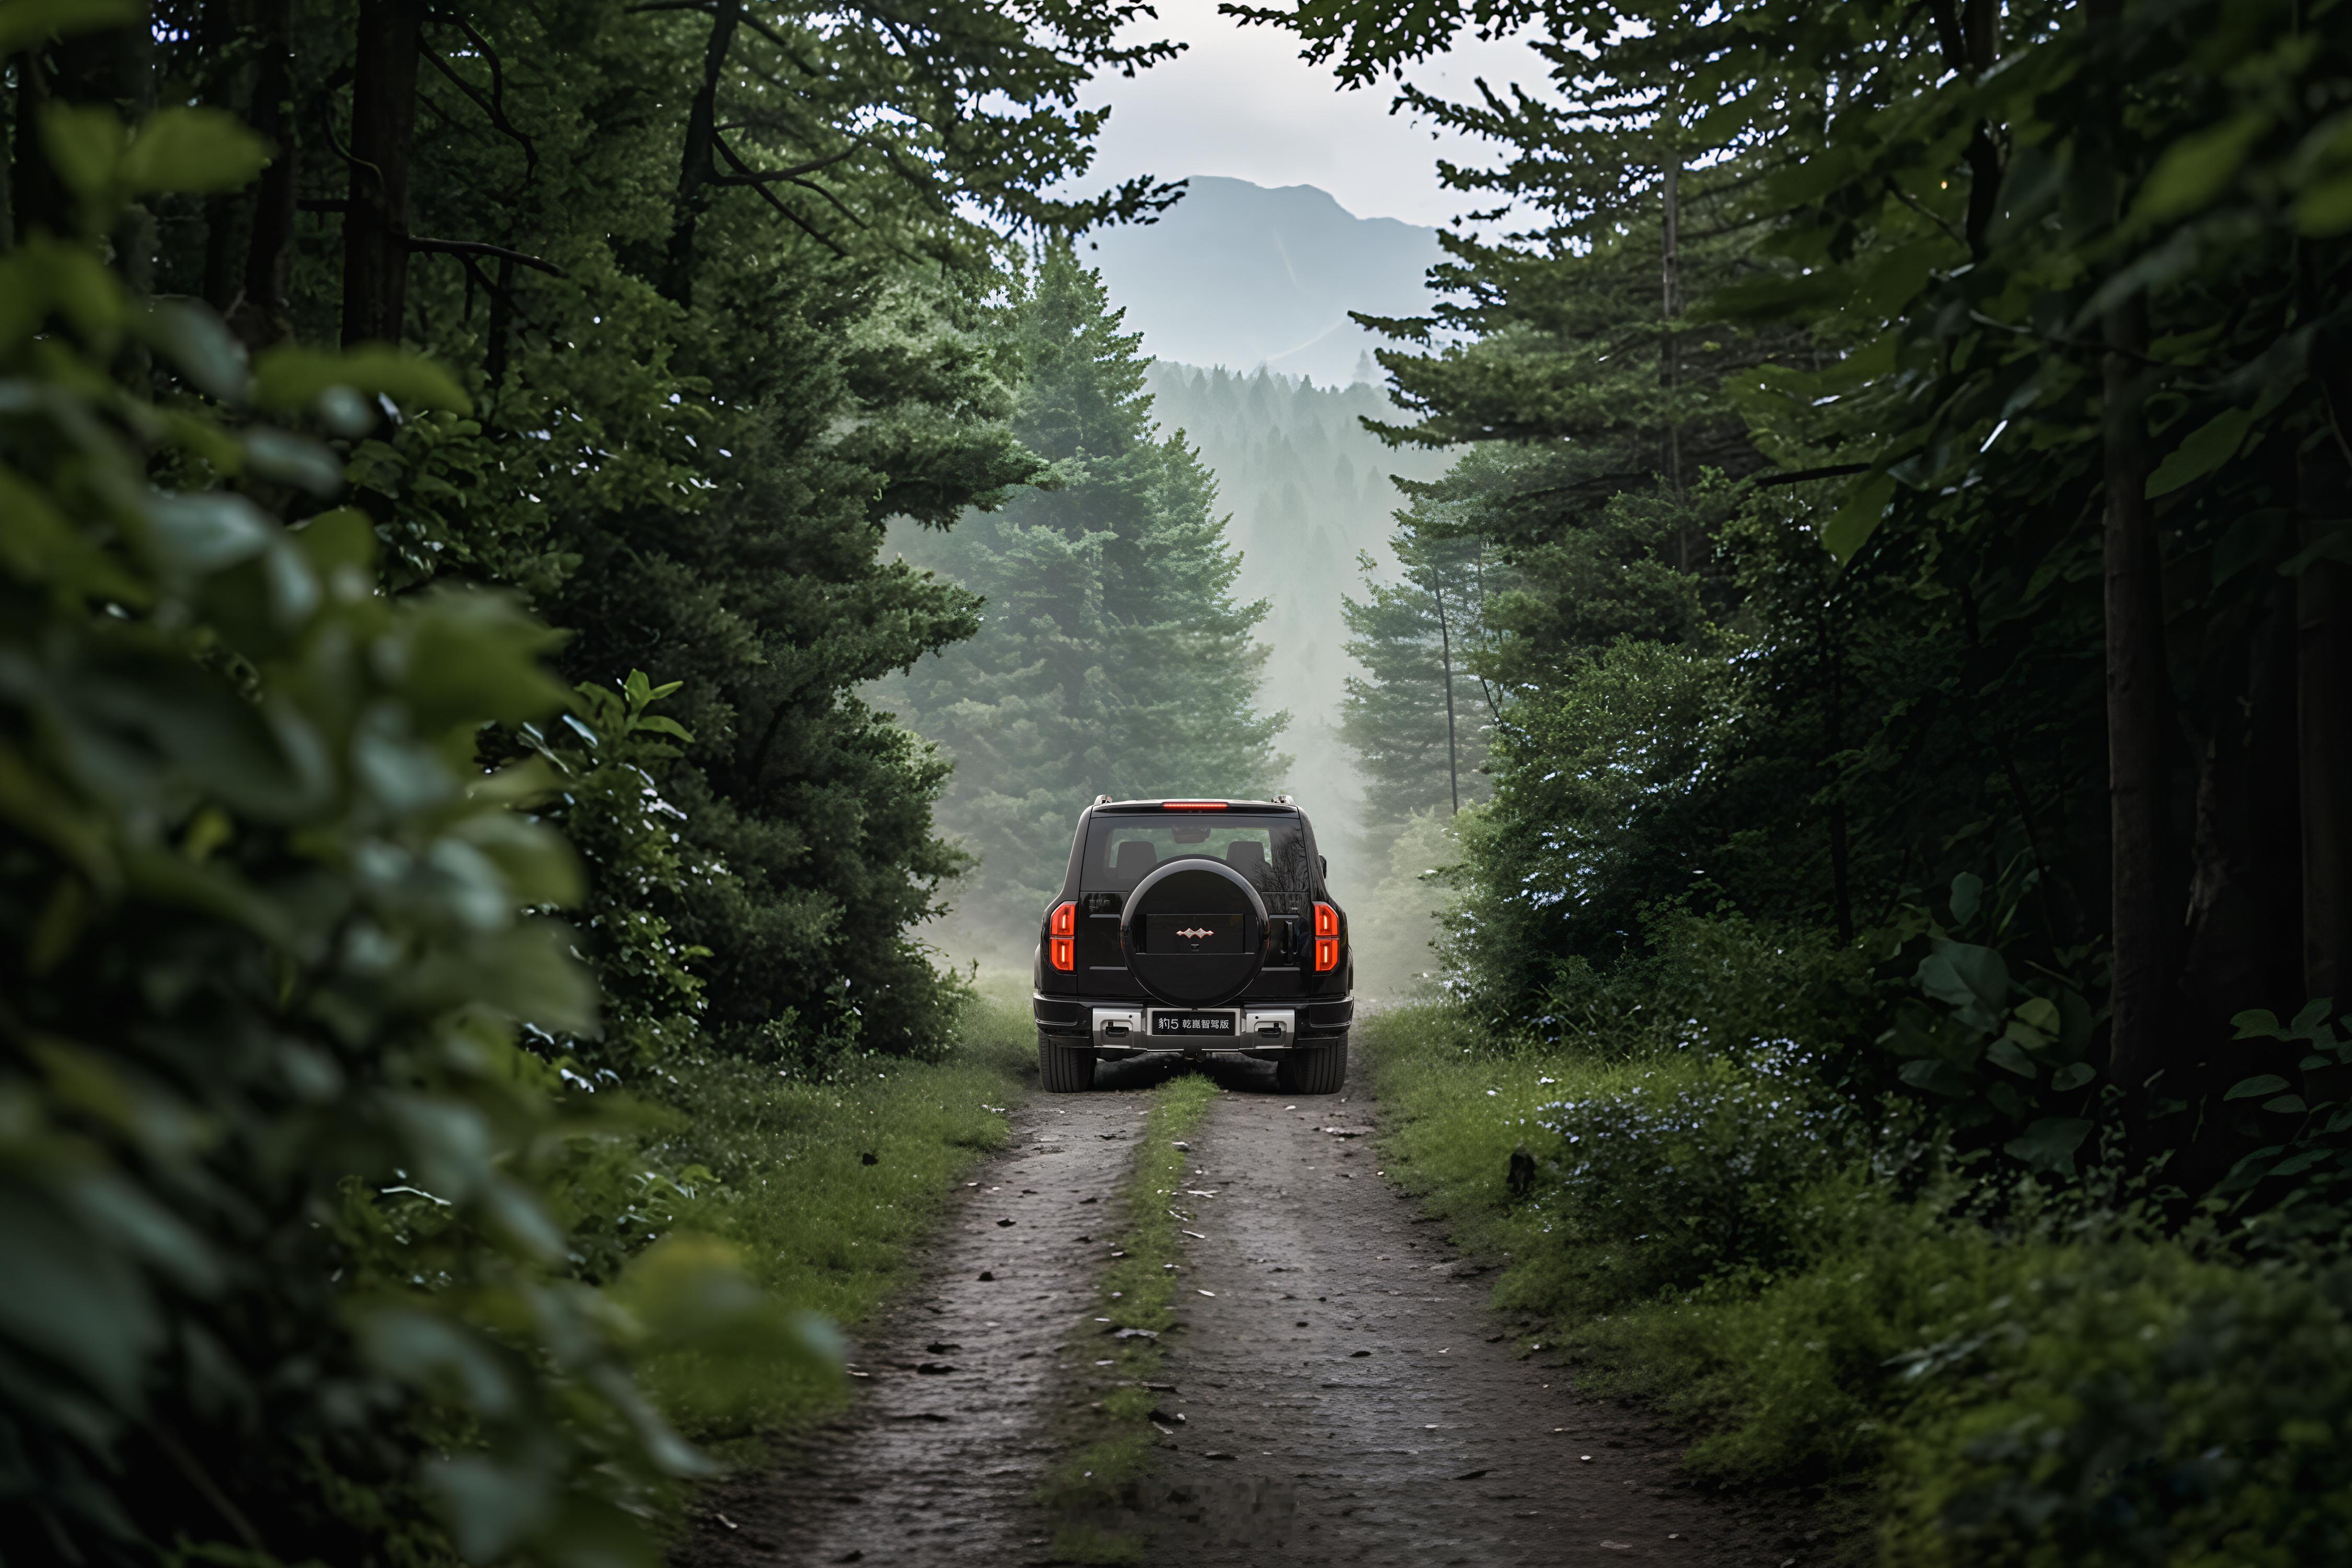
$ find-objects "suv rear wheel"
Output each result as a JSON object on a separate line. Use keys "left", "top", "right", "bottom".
{"left": 1275, "top": 1035, "right": 1347, "bottom": 1095}
{"left": 1037, "top": 1031, "right": 1095, "bottom": 1093}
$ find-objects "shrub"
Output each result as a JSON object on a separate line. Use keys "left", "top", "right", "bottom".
{"left": 0, "top": 80, "right": 814, "bottom": 1567}
{"left": 1885, "top": 1246, "right": 2352, "bottom": 1567}
{"left": 1534, "top": 1042, "right": 1859, "bottom": 1306}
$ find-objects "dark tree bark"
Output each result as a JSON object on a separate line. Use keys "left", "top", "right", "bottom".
{"left": 662, "top": 0, "right": 742, "bottom": 307}
{"left": 198, "top": 0, "right": 252, "bottom": 310}
{"left": 226, "top": 0, "right": 298, "bottom": 344}
{"left": 8, "top": 50, "right": 60, "bottom": 243}
{"left": 1819, "top": 604, "right": 1853, "bottom": 944}
{"left": 2297, "top": 435, "right": 2352, "bottom": 1000}
{"left": 1434, "top": 576, "right": 1460, "bottom": 815}
{"left": 1930, "top": 0, "right": 2004, "bottom": 259}
{"left": 2183, "top": 575, "right": 2303, "bottom": 1029}
{"left": 342, "top": 0, "right": 425, "bottom": 345}
{"left": 2085, "top": 0, "right": 2178, "bottom": 1094}
{"left": 2101, "top": 294, "right": 2176, "bottom": 1092}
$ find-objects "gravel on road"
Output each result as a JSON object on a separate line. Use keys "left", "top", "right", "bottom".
{"left": 679, "top": 1050, "right": 1801, "bottom": 1568}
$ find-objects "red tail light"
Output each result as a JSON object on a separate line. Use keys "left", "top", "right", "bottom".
{"left": 1049, "top": 901, "right": 1075, "bottom": 971}
{"left": 1161, "top": 801, "right": 1228, "bottom": 810}
{"left": 1313, "top": 902, "right": 1340, "bottom": 972}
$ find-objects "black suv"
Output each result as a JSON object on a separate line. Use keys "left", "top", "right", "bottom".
{"left": 1030, "top": 797, "right": 1353, "bottom": 1094}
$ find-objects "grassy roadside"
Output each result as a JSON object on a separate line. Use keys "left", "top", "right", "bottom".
{"left": 1043, "top": 1070, "right": 1222, "bottom": 1565}
{"left": 1357, "top": 996, "right": 2352, "bottom": 1565}
{"left": 633, "top": 979, "right": 1036, "bottom": 1458}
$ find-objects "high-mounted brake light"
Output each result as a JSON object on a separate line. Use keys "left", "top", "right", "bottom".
{"left": 1049, "top": 901, "right": 1076, "bottom": 971}
{"left": 1160, "top": 801, "right": 1228, "bottom": 811}
{"left": 1313, "top": 902, "right": 1340, "bottom": 972}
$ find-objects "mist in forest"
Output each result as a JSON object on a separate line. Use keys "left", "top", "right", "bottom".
{"left": 873, "top": 180, "right": 1478, "bottom": 985}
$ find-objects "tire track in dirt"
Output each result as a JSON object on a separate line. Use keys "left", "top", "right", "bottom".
{"left": 1131, "top": 1055, "right": 1806, "bottom": 1567}
{"left": 681, "top": 1052, "right": 1803, "bottom": 1568}
{"left": 681, "top": 1084, "right": 1159, "bottom": 1568}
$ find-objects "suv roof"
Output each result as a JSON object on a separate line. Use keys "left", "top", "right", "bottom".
{"left": 1088, "top": 796, "right": 1301, "bottom": 812}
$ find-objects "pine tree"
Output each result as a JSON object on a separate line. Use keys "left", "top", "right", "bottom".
{"left": 1340, "top": 511, "right": 1498, "bottom": 845}
{"left": 889, "top": 248, "right": 1286, "bottom": 942}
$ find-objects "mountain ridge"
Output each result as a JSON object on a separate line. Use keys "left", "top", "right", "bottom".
{"left": 1086, "top": 175, "right": 1444, "bottom": 384}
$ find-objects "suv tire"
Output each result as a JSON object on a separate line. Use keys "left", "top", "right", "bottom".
{"left": 1276, "top": 1035, "right": 1347, "bottom": 1095}
{"left": 1038, "top": 1031, "right": 1096, "bottom": 1093}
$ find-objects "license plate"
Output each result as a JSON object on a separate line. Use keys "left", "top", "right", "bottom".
{"left": 1151, "top": 1011, "right": 1235, "bottom": 1036}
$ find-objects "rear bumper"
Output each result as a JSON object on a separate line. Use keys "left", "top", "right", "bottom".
{"left": 1032, "top": 994, "right": 1352, "bottom": 1055}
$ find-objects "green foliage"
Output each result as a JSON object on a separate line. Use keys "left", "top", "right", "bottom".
{"left": 2215, "top": 1000, "right": 2352, "bottom": 1203}
{"left": 0, "top": 100, "right": 815, "bottom": 1566}
{"left": 1884, "top": 1248, "right": 2352, "bottom": 1567}
{"left": 1532, "top": 1044, "right": 1859, "bottom": 1306}
{"left": 519, "top": 671, "right": 713, "bottom": 1075}
{"left": 885, "top": 248, "right": 1286, "bottom": 948}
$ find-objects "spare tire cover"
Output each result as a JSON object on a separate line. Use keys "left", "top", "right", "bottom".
{"left": 1119, "top": 857, "right": 1271, "bottom": 1007}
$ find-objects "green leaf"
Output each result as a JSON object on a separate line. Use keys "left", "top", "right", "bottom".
{"left": 2135, "top": 111, "right": 2268, "bottom": 224}
{"left": 39, "top": 103, "right": 122, "bottom": 200}
{"left": 118, "top": 107, "right": 270, "bottom": 195}
{"left": 2233, "top": 1008, "right": 2286, "bottom": 1040}
{"left": 2049, "top": 1062, "right": 2095, "bottom": 1092}
{"left": 251, "top": 344, "right": 472, "bottom": 417}
{"left": 1947, "top": 871, "right": 1982, "bottom": 928}
{"left": 2004, "top": 1117, "right": 2095, "bottom": 1175}
{"left": 2262, "top": 1094, "right": 2309, "bottom": 1114}
{"left": 2226, "top": 1074, "right": 2292, "bottom": 1101}
{"left": 1898, "top": 1057, "right": 1973, "bottom": 1097}
{"left": 1820, "top": 471, "right": 1895, "bottom": 560}
{"left": 0, "top": 0, "right": 142, "bottom": 55}
{"left": 140, "top": 299, "right": 248, "bottom": 401}
{"left": 2295, "top": 174, "right": 2352, "bottom": 235}
{"left": 1985, "top": 1037, "right": 2039, "bottom": 1079}
{"left": 1922, "top": 940, "right": 2008, "bottom": 1012}
{"left": 2146, "top": 407, "right": 2253, "bottom": 497}
{"left": 2013, "top": 996, "right": 2060, "bottom": 1034}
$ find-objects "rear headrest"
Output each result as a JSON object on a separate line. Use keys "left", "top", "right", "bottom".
{"left": 1110, "top": 840, "right": 1159, "bottom": 883}
{"left": 1224, "top": 839, "right": 1266, "bottom": 879}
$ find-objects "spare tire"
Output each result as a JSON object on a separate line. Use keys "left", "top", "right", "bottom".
{"left": 1120, "top": 857, "right": 1270, "bottom": 1007}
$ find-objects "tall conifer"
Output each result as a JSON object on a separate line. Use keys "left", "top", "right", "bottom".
{"left": 889, "top": 248, "right": 1286, "bottom": 939}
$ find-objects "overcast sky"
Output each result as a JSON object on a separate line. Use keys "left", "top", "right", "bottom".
{"left": 1072, "top": 0, "right": 1544, "bottom": 231}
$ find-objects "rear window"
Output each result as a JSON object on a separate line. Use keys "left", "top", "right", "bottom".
{"left": 1082, "top": 814, "right": 1312, "bottom": 897}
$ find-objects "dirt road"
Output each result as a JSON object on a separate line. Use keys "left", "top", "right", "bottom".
{"left": 685, "top": 1054, "right": 1801, "bottom": 1567}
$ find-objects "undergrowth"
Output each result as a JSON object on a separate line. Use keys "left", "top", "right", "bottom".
{"left": 1363, "top": 984, "right": 2352, "bottom": 1566}
{"left": 1043, "top": 1070, "right": 1222, "bottom": 1565}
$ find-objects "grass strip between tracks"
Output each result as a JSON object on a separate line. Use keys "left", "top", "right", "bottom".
{"left": 1043, "top": 1070, "right": 1221, "bottom": 1564}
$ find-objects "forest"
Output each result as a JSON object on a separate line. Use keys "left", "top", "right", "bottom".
{"left": 7, "top": 0, "right": 2352, "bottom": 1563}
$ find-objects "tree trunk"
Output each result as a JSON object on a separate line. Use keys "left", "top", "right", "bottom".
{"left": 342, "top": 0, "right": 424, "bottom": 346}
{"left": 198, "top": 0, "right": 251, "bottom": 310}
{"left": 2102, "top": 292, "right": 2175, "bottom": 1091}
{"left": 2183, "top": 571, "right": 2303, "bottom": 1028}
{"left": 230, "top": 0, "right": 296, "bottom": 344}
{"left": 1661, "top": 149, "right": 1684, "bottom": 529}
{"left": 1819, "top": 606, "right": 1853, "bottom": 943}
{"left": 2297, "top": 436, "right": 2352, "bottom": 1001}
{"left": 9, "top": 50, "right": 57, "bottom": 242}
{"left": 1434, "top": 577, "right": 1460, "bottom": 814}
{"left": 662, "top": 0, "right": 741, "bottom": 307}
